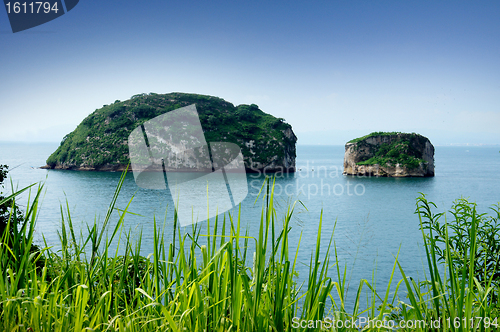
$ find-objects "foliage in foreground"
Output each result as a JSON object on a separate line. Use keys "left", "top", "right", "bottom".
{"left": 0, "top": 164, "right": 30, "bottom": 240}
{"left": 1, "top": 170, "right": 499, "bottom": 331}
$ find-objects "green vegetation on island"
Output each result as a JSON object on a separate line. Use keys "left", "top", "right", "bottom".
{"left": 45, "top": 92, "right": 297, "bottom": 171}
{"left": 356, "top": 135, "right": 428, "bottom": 169}
{"left": 344, "top": 132, "right": 435, "bottom": 177}
{"left": 1, "top": 172, "right": 499, "bottom": 331}
{"left": 353, "top": 132, "right": 428, "bottom": 169}
{"left": 347, "top": 131, "right": 404, "bottom": 144}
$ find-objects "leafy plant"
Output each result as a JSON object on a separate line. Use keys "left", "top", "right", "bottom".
{"left": 0, "top": 164, "right": 33, "bottom": 244}
{"left": 419, "top": 195, "right": 500, "bottom": 301}
{"left": 392, "top": 194, "right": 500, "bottom": 331}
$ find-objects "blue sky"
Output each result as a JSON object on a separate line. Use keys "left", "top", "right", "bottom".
{"left": 0, "top": 0, "right": 499, "bottom": 145}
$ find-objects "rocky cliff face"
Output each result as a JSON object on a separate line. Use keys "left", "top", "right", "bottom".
{"left": 43, "top": 93, "right": 297, "bottom": 173}
{"left": 343, "top": 133, "right": 434, "bottom": 177}
{"left": 243, "top": 127, "right": 297, "bottom": 172}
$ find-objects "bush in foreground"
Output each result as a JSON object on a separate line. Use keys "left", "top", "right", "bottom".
{"left": 0, "top": 170, "right": 499, "bottom": 331}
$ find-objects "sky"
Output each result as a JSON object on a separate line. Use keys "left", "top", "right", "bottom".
{"left": 0, "top": 0, "right": 499, "bottom": 145}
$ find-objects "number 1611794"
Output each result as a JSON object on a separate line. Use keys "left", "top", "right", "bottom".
{"left": 5, "top": 2, "right": 59, "bottom": 14}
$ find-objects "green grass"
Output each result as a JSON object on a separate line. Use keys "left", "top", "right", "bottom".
{"left": 1, "top": 171, "right": 499, "bottom": 331}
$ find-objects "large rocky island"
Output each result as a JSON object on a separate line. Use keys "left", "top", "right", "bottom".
{"left": 343, "top": 132, "right": 434, "bottom": 177}
{"left": 43, "top": 93, "right": 297, "bottom": 173}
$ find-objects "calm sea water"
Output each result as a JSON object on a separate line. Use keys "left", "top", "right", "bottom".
{"left": 1, "top": 142, "right": 499, "bottom": 308}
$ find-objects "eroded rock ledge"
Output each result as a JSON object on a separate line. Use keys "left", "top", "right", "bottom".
{"left": 343, "top": 132, "right": 435, "bottom": 177}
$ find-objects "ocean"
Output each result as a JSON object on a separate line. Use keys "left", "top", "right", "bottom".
{"left": 1, "top": 142, "right": 499, "bottom": 309}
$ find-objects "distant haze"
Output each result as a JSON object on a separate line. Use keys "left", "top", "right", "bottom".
{"left": 0, "top": 1, "right": 499, "bottom": 146}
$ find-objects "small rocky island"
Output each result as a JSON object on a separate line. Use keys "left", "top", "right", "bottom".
{"left": 343, "top": 132, "right": 434, "bottom": 177}
{"left": 42, "top": 92, "right": 297, "bottom": 173}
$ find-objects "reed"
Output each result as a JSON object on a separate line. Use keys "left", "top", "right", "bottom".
{"left": 0, "top": 170, "right": 499, "bottom": 331}
{"left": 393, "top": 195, "right": 500, "bottom": 331}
